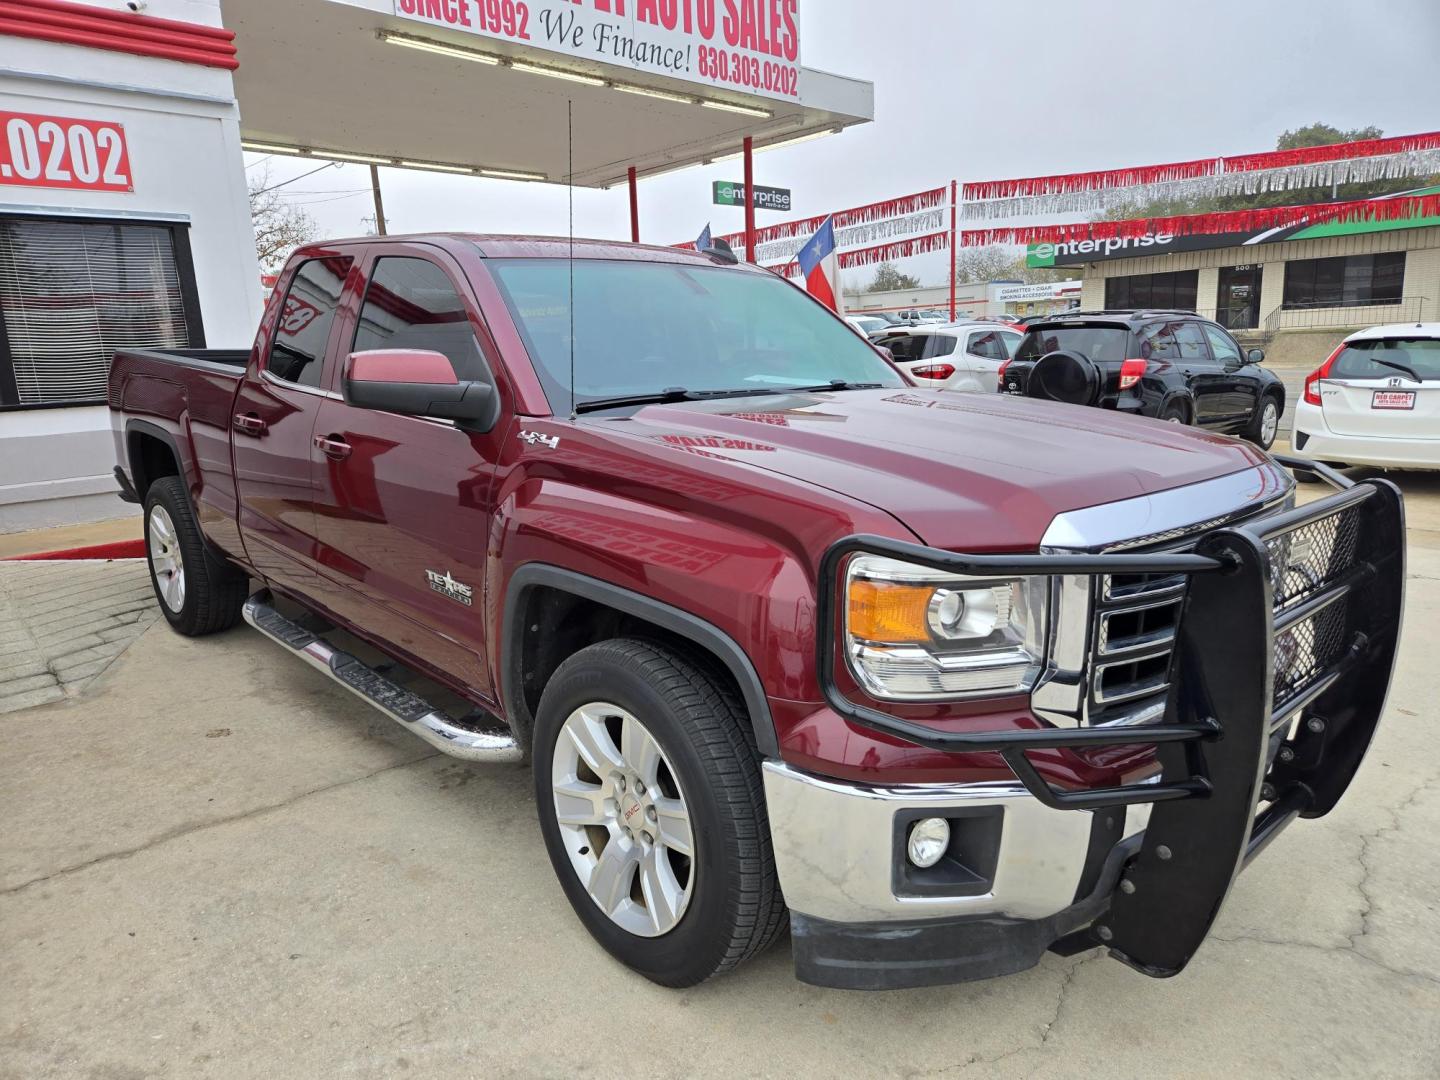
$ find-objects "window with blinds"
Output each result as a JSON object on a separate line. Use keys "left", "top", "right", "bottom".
{"left": 0, "top": 217, "right": 197, "bottom": 406}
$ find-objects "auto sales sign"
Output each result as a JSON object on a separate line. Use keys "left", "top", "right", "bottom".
{"left": 392, "top": 0, "right": 802, "bottom": 103}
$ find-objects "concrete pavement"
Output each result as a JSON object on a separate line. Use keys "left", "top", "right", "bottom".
{"left": 0, "top": 560, "right": 158, "bottom": 713}
{"left": 2, "top": 473, "right": 1438, "bottom": 1079}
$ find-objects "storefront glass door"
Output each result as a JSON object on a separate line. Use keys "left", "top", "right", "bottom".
{"left": 1215, "top": 264, "right": 1262, "bottom": 330}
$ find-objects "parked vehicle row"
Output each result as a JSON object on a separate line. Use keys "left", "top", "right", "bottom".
{"left": 110, "top": 234, "right": 1405, "bottom": 992}
{"left": 1000, "top": 309, "right": 1286, "bottom": 449}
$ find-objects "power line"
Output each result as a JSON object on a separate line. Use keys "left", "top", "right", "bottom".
{"left": 250, "top": 162, "right": 338, "bottom": 195}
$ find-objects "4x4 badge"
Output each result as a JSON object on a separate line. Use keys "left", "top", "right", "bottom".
{"left": 519, "top": 430, "right": 560, "bottom": 449}
{"left": 425, "top": 569, "right": 474, "bottom": 607}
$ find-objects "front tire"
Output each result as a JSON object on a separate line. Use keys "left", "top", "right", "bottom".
{"left": 144, "top": 476, "right": 247, "bottom": 636}
{"left": 1246, "top": 394, "right": 1282, "bottom": 450}
{"left": 533, "top": 639, "right": 787, "bottom": 987}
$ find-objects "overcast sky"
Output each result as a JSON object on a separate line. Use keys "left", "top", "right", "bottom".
{"left": 248, "top": 0, "right": 1440, "bottom": 287}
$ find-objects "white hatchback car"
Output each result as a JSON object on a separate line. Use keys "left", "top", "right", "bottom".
{"left": 875, "top": 322, "right": 1022, "bottom": 393}
{"left": 1293, "top": 323, "right": 1440, "bottom": 473}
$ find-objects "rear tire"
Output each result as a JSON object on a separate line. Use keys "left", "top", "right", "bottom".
{"left": 144, "top": 476, "right": 247, "bottom": 636}
{"left": 1160, "top": 401, "right": 1190, "bottom": 424}
{"left": 533, "top": 638, "right": 787, "bottom": 987}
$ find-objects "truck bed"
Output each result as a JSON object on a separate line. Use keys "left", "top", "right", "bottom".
{"left": 115, "top": 347, "right": 252, "bottom": 372}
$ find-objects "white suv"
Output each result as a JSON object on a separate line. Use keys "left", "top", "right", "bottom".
{"left": 1293, "top": 323, "right": 1440, "bottom": 474}
{"left": 875, "top": 322, "right": 1022, "bottom": 393}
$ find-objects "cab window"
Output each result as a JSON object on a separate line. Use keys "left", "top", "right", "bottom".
{"left": 1202, "top": 325, "right": 1243, "bottom": 365}
{"left": 269, "top": 256, "right": 353, "bottom": 388}
{"left": 353, "top": 257, "right": 491, "bottom": 384}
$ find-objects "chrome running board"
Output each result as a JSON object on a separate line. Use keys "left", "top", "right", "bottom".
{"left": 242, "top": 592, "right": 521, "bottom": 764}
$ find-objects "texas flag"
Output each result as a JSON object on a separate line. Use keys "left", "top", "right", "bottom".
{"left": 796, "top": 215, "right": 841, "bottom": 313}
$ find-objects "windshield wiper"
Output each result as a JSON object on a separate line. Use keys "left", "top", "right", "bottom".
{"left": 575, "top": 386, "right": 786, "bottom": 415}
{"left": 1370, "top": 357, "right": 1425, "bottom": 383}
{"left": 791, "top": 380, "right": 888, "bottom": 392}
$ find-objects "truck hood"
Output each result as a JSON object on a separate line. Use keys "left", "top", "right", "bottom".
{"left": 604, "top": 388, "right": 1275, "bottom": 550}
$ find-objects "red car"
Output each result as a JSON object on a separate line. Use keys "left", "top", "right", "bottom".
{"left": 110, "top": 235, "right": 1403, "bottom": 990}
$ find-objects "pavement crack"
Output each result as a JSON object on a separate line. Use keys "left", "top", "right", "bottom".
{"left": 1346, "top": 770, "right": 1440, "bottom": 954}
{"left": 1210, "top": 930, "right": 1440, "bottom": 988}
{"left": 1210, "top": 770, "right": 1440, "bottom": 989}
{"left": 0, "top": 752, "right": 439, "bottom": 898}
{"left": 923, "top": 952, "right": 1102, "bottom": 1078}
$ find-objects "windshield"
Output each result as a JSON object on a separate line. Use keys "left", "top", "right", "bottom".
{"left": 1015, "top": 325, "right": 1130, "bottom": 364}
{"left": 487, "top": 258, "right": 905, "bottom": 410}
{"left": 1332, "top": 338, "right": 1440, "bottom": 381}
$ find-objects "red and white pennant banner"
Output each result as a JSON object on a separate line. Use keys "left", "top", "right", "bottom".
{"left": 777, "top": 231, "right": 951, "bottom": 278}
{"left": 690, "top": 185, "right": 949, "bottom": 260}
{"left": 961, "top": 131, "right": 1440, "bottom": 220}
{"left": 959, "top": 193, "right": 1440, "bottom": 247}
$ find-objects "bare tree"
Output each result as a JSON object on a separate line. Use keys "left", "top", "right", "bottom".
{"left": 957, "top": 245, "right": 1072, "bottom": 285}
{"left": 867, "top": 262, "right": 920, "bottom": 291}
{"left": 249, "top": 168, "right": 320, "bottom": 273}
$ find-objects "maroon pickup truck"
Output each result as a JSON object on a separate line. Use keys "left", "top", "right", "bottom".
{"left": 109, "top": 234, "right": 1405, "bottom": 990}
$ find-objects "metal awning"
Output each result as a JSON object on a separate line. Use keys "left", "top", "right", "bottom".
{"left": 226, "top": 0, "right": 873, "bottom": 189}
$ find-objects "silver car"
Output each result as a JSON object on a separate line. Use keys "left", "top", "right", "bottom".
{"left": 875, "top": 322, "right": 1023, "bottom": 393}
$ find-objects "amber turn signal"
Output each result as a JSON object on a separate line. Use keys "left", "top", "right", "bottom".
{"left": 847, "top": 579, "right": 934, "bottom": 644}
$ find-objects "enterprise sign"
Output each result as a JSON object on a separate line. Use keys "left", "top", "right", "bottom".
{"left": 713, "top": 180, "right": 791, "bottom": 211}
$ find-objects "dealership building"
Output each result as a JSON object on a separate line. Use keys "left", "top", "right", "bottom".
{"left": 847, "top": 278, "right": 1082, "bottom": 322}
{"left": 0, "top": 0, "right": 872, "bottom": 532}
{"left": 1028, "top": 194, "right": 1440, "bottom": 348}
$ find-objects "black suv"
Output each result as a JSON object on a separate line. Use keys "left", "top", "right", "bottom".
{"left": 1000, "top": 309, "right": 1286, "bottom": 448}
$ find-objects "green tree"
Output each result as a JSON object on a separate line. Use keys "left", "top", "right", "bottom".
{"left": 1277, "top": 122, "right": 1384, "bottom": 149}
{"left": 866, "top": 262, "right": 920, "bottom": 291}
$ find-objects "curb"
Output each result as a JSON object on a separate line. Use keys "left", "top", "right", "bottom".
{"left": 5, "top": 540, "right": 147, "bottom": 562}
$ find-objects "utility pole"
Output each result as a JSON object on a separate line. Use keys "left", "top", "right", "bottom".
{"left": 369, "top": 163, "right": 387, "bottom": 235}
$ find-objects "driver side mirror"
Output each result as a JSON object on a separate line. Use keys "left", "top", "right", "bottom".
{"left": 1246, "top": 348, "right": 1265, "bottom": 365}
{"left": 344, "top": 350, "right": 499, "bottom": 430}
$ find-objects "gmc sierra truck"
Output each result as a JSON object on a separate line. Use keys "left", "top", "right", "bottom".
{"left": 109, "top": 235, "right": 1405, "bottom": 990}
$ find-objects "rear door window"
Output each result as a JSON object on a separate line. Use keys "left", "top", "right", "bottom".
{"left": 353, "top": 257, "right": 491, "bottom": 384}
{"left": 1331, "top": 338, "right": 1440, "bottom": 381}
{"left": 966, "top": 330, "right": 1008, "bottom": 361}
{"left": 269, "top": 256, "right": 353, "bottom": 388}
{"left": 1014, "top": 325, "right": 1129, "bottom": 364}
{"left": 1172, "top": 322, "right": 1211, "bottom": 362}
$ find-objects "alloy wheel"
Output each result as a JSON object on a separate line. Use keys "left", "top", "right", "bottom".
{"left": 551, "top": 703, "right": 695, "bottom": 937}
{"left": 148, "top": 505, "right": 186, "bottom": 613}
{"left": 1261, "top": 401, "right": 1279, "bottom": 445}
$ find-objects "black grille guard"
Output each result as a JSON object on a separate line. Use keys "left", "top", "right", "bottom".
{"left": 816, "top": 454, "right": 1406, "bottom": 977}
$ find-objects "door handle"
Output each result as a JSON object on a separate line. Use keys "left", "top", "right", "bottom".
{"left": 314, "top": 434, "right": 352, "bottom": 461}
{"left": 232, "top": 412, "right": 267, "bottom": 437}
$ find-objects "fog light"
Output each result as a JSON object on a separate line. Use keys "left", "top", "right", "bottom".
{"left": 906, "top": 817, "right": 950, "bottom": 868}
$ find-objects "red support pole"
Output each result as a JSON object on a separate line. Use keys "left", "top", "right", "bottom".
{"left": 743, "top": 136, "right": 757, "bottom": 263}
{"left": 949, "top": 179, "right": 958, "bottom": 321}
{"left": 628, "top": 166, "right": 640, "bottom": 244}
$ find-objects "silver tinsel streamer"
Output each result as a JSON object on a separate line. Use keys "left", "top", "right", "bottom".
{"left": 961, "top": 149, "right": 1440, "bottom": 220}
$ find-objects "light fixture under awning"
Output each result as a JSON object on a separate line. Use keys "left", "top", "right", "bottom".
{"left": 227, "top": 0, "right": 873, "bottom": 189}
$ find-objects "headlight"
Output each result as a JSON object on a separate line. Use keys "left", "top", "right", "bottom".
{"left": 844, "top": 554, "right": 1049, "bottom": 700}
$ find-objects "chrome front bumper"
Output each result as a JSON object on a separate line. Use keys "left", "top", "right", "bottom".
{"left": 763, "top": 760, "right": 1147, "bottom": 925}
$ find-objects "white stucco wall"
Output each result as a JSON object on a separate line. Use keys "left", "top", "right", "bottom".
{"left": 0, "top": 1, "right": 262, "bottom": 532}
